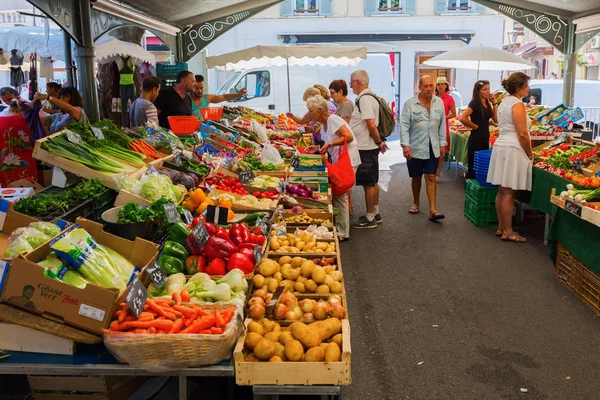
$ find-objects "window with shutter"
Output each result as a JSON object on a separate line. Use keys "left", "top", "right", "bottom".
{"left": 320, "top": 0, "right": 333, "bottom": 16}
{"left": 369, "top": 0, "right": 413, "bottom": 14}
{"left": 280, "top": 0, "right": 294, "bottom": 16}
{"left": 364, "top": 0, "right": 379, "bottom": 15}
{"left": 293, "top": 0, "right": 320, "bottom": 16}
{"left": 444, "top": 0, "right": 486, "bottom": 13}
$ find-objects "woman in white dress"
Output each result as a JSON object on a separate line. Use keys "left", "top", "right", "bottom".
{"left": 487, "top": 72, "right": 532, "bottom": 243}
{"left": 306, "top": 95, "right": 361, "bottom": 241}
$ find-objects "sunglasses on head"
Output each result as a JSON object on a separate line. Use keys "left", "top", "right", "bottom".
{"left": 478, "top": 80, "right": 490, "bottom": 85}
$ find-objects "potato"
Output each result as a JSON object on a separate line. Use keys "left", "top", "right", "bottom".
{"left": 331, "top": 333, "right": 343, "bottom": 349}
{"left": 284, "top": 340, "right": 304, "bottom": 361}
{"left": 280, "top": 264, "right": 292, "bottom": 278}
{"left": 273, "top": 342, "right": 286, "bottom": 360}
{"left": 281, "top": 279, "right": 295, "bottom": 291}
{"left": 305, "top": 279, "right": 317, "bottom": 293}
{"left": 269, "top": 356, "right": 283, "bottom": 362}
{"left": 291, "top": 257, "right": 305, "bottom": 269}
{"left": 264, "top": 332, "right": 281, "bottom": 342}
{"left": 329, "top": 270, "right": 343, "bottom": 282}
{"left": 270, "top": 237, "right": 280, "bottom": 251}
{"left": 271, "top": 323, "right": 281, "bottom": 333}
{"left": 278, "top": 256, "right": 292, "bottom": 265}
{"left": 244, "top": 353, "right": 261, "bottom": 362}
{"left": 311, "top": 267, "right": 326, "bottom": 284}
{"left": 319, "top": 343, "right": 330, "bottom": 352}
{"left": 259, "top": 259, "right": 280, "bottom": 277}
{"left": 282, "top": 265, "right": 300, "bottom": 280}
{"left": 267, "top": 278, "right": 280, "bottom": 293}
{"left": 279, "top": 331, "right": 295, "bottom": 345}
{"left": 294, "top": 281, "right": 306, "bottom": 293}
{"left": 310, "top": 319, "right": 342, "bottom": 341}
{"left": 305, "top": 346, "right": 325, "bottom": 362}
{"left": 300, "top": 260, "right": 315, "bottom": 277}
{"left": 247, "top": 321, "right": 264, "bottom": 336}
{"left": 324, "top": 266, "right": 335, "bottom": 274}
{"left": 324, "top": 275, "right": 335, "bottom": 287}
{"left": 258, "top": 318, "right": 276, "bottom": 333}
{"left": 316, "top": 284, "right": 330, "bottom": 294}
{"left": 273, "top": 271, "right": 283, "bottom": 282}
{"left": 324, "top": 342, "right": 341, "bottom": 362}
{"left": 253, "top": 274, "right": 265, "bottom": 288}
{"left": 297, "top": 275, "right": 308, "bottom": 283}
{"left": 330, "top": 281, "right": 343, "bottom": 294}
{"left": 244, "top": 332, "right": 263, "bottom": 351}
{"left": 290, "top": 322, "right": 322, "bottom": 348}
{"left": 254, "top": 339, "right": 275, "bottom": 360}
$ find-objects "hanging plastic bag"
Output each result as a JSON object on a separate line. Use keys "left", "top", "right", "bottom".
{"left": 322, "top": 139, "right": 355, "bottom": 197}
{"left": 250, "top": 119, "right": 269, "bottom": 144}
{"left": 259, "top": 144, "right": 284, "bottom": 165}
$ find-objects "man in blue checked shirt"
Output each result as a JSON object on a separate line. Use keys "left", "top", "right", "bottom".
{"left": 400, "top": 75, "right": 447, "bottom": 222}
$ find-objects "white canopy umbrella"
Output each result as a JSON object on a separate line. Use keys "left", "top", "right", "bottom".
{"left": 0, "top": 26, "right": 66, "bottom": 60}
{"left": 206, "top": 45, "right": 367, "bottom": 110}
{"left": 95, "top": 37, "right": 156, "bottom": 66}
{"left": 423, "top": 45, "right": 535, "bottom": 79}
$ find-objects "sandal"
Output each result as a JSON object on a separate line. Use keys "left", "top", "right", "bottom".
{"left": 496, "top": 229, "right": 518, "bottom": 237}
{"left": 429, "top": 212, "right": 446, "bottom": 221}
{"left": 408, "top": 207, "right": 420, "bottom": 214}
{"left": 338, "top": 236, "right": 349, "bottom": 242}
{"left": 501, "top": 233, "right": 527, "bottom": 243}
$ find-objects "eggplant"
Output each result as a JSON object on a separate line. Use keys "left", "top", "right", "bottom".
{"left": 176, "top": 174, "right": 196, "bottom": 190}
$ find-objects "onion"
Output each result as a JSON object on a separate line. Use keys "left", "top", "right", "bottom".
{"left": 329, "top": 304, "right": 346, "bottom": 319}
{"left": 254, "top": 289, "right": 266, "bottom": 300}
{"left": 274, "top": 303, "right": 287, "bottom": 320}
{"left": 298, "top": 183, "right": 307, "bottom": 191}
{"left": 328, "top": 295, "right": 342, "bottom": 306}
{"left": 293, "top": 306, "right": 303, "bottom": 318}
{"left": 248, "top": 297, "right": 265, "bottom": 308}
{"left": 300, "top": 299, "right": 315, "bottom": 313}
{"left": 313, "top": 302, "right": 328, "bottom": 320}
{"left": 297, "top": 190, "right": 307, "bottom": 198}
{"left": 302, "top": 312, "right": 315, "bottom": 323}
{"left": 249, "top": 304, "right": 266, "bottom": 320}
{"left": 306, "top": 188, "right": 313, "bottom": 197}
{"left": 292, "top": 206, "right": 303, "bottom": 213}
{"left": 285, "top": 311, "right": 300, "bottom": 320}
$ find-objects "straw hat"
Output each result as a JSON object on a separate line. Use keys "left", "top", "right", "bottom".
{"left": 436, "top": 76, "right": 449, "bottom": 85}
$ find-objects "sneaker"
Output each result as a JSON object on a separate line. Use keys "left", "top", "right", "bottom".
{"left": 374, "top": 214, "right": 383, "bottom": 224}
{"left": 352, "top": 216, "right": 377, "bottom": 229}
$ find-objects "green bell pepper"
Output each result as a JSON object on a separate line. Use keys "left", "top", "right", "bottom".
{"left": 158, "top": 255, "right": 185, "bottom": 275}
{"left": 162, "top": 241, "right": 189, "bottom": 261}
{"left": 169, "top": 222, "right": 192, "bottom": 245}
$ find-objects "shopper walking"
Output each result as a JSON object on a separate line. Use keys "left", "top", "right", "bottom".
{"left": 459, "top": 80, "right": 498, "bottom": 179}
{"left": 32, "top": 86, "right": 88, "bottom": 135}
{"left": 487, "top": 72, "right": 532, "bottom": 243}
{"left": 154, "top": 70, "right": 195, "bottom": 129}
{"left": 349, "top": 70, "right": 387, "bottom": 229}
{"left": 400, "top": 75, "right": 447, "bottom": 221}
{"left": 434, "top": 76, "right": 457, "bottom": 182}
{"left": 191, "top": 74, "right": 246, "bottom": 122}
{"left": 329, "top": 80, "right": 354, "bottom": 123}
{"left": 129, "top": 76, "right": 161, "bottom": 127}
{"left": 306, "top": 95, "right": 360, "bottom": 241}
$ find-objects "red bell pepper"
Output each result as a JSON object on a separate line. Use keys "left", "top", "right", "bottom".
{"left": 204, "top": 222, "right": 218, "bottom": 236}
{"left": 216, "top": 227, "right": 235, "bottom": 246}
{"left": 238, "top": 243, "right": 257, "bottom": 251}
{"left": 192, "top": 216, "right": 205, "bottom": 227}
{"left": 239, "top": 247, "right": 256, "bottom": 264}
{"left": 227, "top": 252, "right": 254, "bottom": 274}
{"left": 248, "top": 233, "right": 265, "bottom": 245}
{"left": 203, "top": 236, "right": 238, "bottom": 259}
{"left": 205, "top": 258, "right": 227, "bottom": 275}
{"left": 185, "top": 235, "right": 202, "bottom": 255}
{"left": 229, "top": 223, "right": 250, "bottom": 246}
{"left": 185, "top": 255, "right": 206, "bottom": 274}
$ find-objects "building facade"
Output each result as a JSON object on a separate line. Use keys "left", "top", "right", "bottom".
{"left": 203, "top": 0, "right": 505, "bottom": 111}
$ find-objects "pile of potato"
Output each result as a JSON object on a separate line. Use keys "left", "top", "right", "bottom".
{"left": 255, "top": 256, "right": 343, "bottom": 295}
{"left": 270, "top": 232, "right": 336, "bottom": 254}
{"left": 281, "top": 213, "right": 329, "bottom": 225}
{"left": 243, "top": 318, "right": 343, "bottom": 363}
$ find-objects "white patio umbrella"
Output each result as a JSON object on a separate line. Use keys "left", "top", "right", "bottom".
{"left": 95, "top": 37, "right": 156, "bottom": 66}
{"left": 423, "top": 46, "right": 535, "bottom": 79}
{"left": 206, "top": 45, "right": 367, "bottom": 111}
{"left": 0, "top": 26, "right": 66, "bottom": 60}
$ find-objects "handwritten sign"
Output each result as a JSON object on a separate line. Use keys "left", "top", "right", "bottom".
{"left": 254, "top": 245, "right": 263, "bottom": 267}
{"left": 183, "top": 210, "right": 193, "bottom": 225}
{"left": 173, "top": 152, "right": 182, "bottom": 166}
{"left": 255, "top": 216, "right": 268, "bottom": 235}
{"left": 91, "top": 127, "right": 105, "bottom": 140}
{"left": 65, "top": 129, "right": 83, "bottom": 146}
{"left": 239, "top": 169, "right": 255, "bottom": 185}
{"left": 145, "top": 262, "right": 168, "bottom": 289}
{"left": 266, "top": 286, "right": 284, "bottom": 318}
{"left": 565, "top": 199, "right": 582, "bottom": 217}
{"left": 192, "top": 221, "right": 210, "bottom": 250}
{"left": 125, "top": 279, "right": 148, "bottom": 318}
{"left": 163, "top": 203, "right": 181, "bottom": 224}
{"left": 147, "top": 164, "right": 158, "bottom": 175}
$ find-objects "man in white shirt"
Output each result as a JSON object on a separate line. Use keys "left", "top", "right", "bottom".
{"left": 349, "top": 70, "right": 388, "bottom": 229}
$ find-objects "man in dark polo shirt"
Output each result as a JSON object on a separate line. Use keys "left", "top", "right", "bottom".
{"left": 154, "top": 70, "right": 195, "bottom": 129}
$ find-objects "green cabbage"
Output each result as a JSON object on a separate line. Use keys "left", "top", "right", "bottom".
{"left": 40, "top": 253, "right": 89, "bottom": 289}
{"left": 119, "top": 177, "right": 142, "bottom": 194}
{"left": 29, "top": 222, "right": 61, "bottom": 237}
{"left": 140, "top": 175, "right": 176, "bottom": 202}
{"left": 5, "top": 235, "right": 34, "bottom": 259}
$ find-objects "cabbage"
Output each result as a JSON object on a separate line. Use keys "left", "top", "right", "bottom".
{"left": 7, "top": 227, "right": 49, "bottom": 250}
{"left": 29, "top": 222, "right": 61, "bottom": 238}
{"left": 140, "top": 175, "right": 176, "bottom": 202}
{"left": 5, "top": 235, "right": 34, "bottom": 259}
{"left": 40, "top": 254, "right": 89, "bottom": 289}
{"left": 119, "top": 177, "right": 142, "bottom": 194}
{"left": 171, "top": 185, "right": 183, "bottom": 202}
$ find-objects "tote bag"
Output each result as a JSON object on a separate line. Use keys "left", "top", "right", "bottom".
{"left": 322, "top": 139, "right": 355, "bottom": 196}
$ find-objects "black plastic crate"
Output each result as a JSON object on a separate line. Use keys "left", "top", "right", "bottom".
{"left": 33, "top": 199, "right": 94, "bottom": 223}
{"left": 147, "top": 229, "right": 170, "bottom": 247}
{"left": 92, "top": 189, "right": 116, "bottom": 210}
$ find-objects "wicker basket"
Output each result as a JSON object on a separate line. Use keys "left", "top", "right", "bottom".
{"left": 103, "top": 304, "right": 243, "bottom": 372}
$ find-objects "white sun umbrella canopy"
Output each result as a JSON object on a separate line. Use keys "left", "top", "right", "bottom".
{"left": 423, "top": 46, "right": 535, "bottom": 79}
{"left": 0, "top": 26, "right": 66, "bottom": 60}
{"left": 206, "top": 45, "right": 367, "bottom": 110}
{"left": 94, "top": 37, "right": 156, "bottom": 66}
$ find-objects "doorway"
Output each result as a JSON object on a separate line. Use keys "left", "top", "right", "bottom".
{"left": 415, "top": 53, "right": 454, "bottom": 94}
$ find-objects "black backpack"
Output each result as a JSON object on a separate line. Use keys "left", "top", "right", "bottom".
{"left": 355, "top": 93, "right": 396, "bottom": 139}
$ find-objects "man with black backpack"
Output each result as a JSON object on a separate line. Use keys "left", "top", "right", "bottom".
{"left": 349, "top": 70, "right": 395, "bottom": 229}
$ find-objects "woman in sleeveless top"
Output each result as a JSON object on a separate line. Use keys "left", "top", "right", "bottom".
{"left": 486, "top": 72, "right": 532, "bottom": 243}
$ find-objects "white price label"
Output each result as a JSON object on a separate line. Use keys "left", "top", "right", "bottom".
{"left": 79, "top": 303, "right": 106, "bottom": 322}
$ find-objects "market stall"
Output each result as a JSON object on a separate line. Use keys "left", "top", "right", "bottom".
{"left": 0, "top": 103, "right": 349, "bottom": 398}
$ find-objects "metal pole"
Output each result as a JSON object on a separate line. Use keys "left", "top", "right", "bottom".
{"left": 562, "top": 52, "right": 577, "bottom": 107}
{"left": 74, "top": 0, "right": 100, "bottom": 122}
{"left": 63, "top": 31, "right": 75, "bottom": 88}
{"left": 286, "top": 57, "right": 291, "bottom": 112}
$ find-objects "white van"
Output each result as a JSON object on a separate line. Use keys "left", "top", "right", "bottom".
{"left": 213, "top": 54, "right": 394, "bottom": 116}
{"left": 526, "top": 79, "right": 600, "bottom": 108}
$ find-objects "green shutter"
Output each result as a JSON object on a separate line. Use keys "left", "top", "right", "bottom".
{"left": 404, "top": 0, "right": 416, "bottom": 14}
{"left": 280, "top": 0, "right": 294, "bottom": 16}
{"left": 434, "top": 0, "right": 447, "bottom": 14}
{"left": 472, "top": 1, "right": 486, "bottom": 13}
{"left": 320, "top": 0, "right": 333, "bottom": 16}
{"left": 365, "top": 0, "right": 379, "bottom": 15}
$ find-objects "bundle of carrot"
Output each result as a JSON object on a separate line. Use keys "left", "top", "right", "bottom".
{"left": 103, "top": 294, "right": 235, "bottom": 335}
{"left": 129, "top": 139, "right": 163, "bottom": 160}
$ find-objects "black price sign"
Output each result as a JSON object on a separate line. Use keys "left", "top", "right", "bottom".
{"left": 255, "top": 217, "right": 268, "bottom": 235}
{"left": 147, "top": 164, "right": 158, "bottom": 175}
{"left": 239, "top": 169, "right": 255, "bottom": 185}
{"left": 573, "top": 140, "right": 583, "bottom": 146}
{"left": 291, "top": 156, "right": 300, "bottom": 169}
{"left": 254, "top": 245, "right": 263, "bottom": 267}
{"left": 565, "top": 199, "right": 582, "bottom": 217}
{"left": 145, "top": 261, "right": 168, "bottom": 289}
{"left": 163, "top": 203, "right": 181, "bottom": 224}
{"left": 125, "top": 279, "right": 148, "bottom": 318}
{"left": 266, "top": 286, "right": 284, "bottom": 318}
{"left": 192, "top": 221, "right": 210, "bottom": 250}
{"left": 65, "top": 129, "right": 83, "bottom": 146}
{"left": 183, "top": 210, "right": 193, "bottom": 225}
{"left": 206, "top": 205, "right": 230, "bottom": 225}
{"left": 173, "top": 152, "right": 182, "bottom": 166}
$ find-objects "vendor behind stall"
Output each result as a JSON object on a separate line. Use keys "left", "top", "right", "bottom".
{"left": 154, "top": 70, "right": 195, "bottom": 129}
{"left": 191, "top": 74, "right": 246, "bottom": 121}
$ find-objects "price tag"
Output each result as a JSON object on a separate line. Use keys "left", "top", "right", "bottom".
{"left": 91, "top": 127, "right": 105, "bottom": 140}
{"left": 163, "top": 203, "right": 181, "bottom": 224}
{"left": 266, "top": 286, "right": 284, "bottom": 318}
{"left": 573, "top": 140, "right": 583, "bottom": 146}
{"left": 206, "top": 184, "right": 217, "bottom": 197}
{"left": 145, "top": 261, "right": 168, "bottom": 289}
{"left": 125, "top": 279, "right": 148, "bottom": 319}
{"left": 147, "top": 164, "right": 158, "bottom": 175}
{"left": 183, "top": 210, "right": 193, "bottom": 225}
{"left": 65, "top": 129, "right": 83, "bottom": 146}
{"left": 239, "top": 169, "right": 255, "bottom": 185}
{"left": 291, "top": 156, "right": 300, "bottom": 169}
{"left": 206, "top": 205, "right": 229, "bottom": 225}
{"left": 275, "top": 226, "right": 287, "bottom": 237}
{"left": 565, "top": 199, "right": 582, "bottom": 217}
{"left": 255, "top": 216, "right": 268, "bottom": 235}
{"left": 192, "top": 221, "right": 210, "bottom": 250}
{"left": 173, "top": 152, "right": 182, "bottom": 166}
{"left": 254, "top": 245, "right": 263, "bottom": 267}
{"left": 193, "top": 132, "right": 203, "bottom": 144}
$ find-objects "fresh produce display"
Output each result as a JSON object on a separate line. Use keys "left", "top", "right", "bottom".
{"left": 240, "top": 153, "right": 280, "bottom": 172}
{"left": 285, "top": 183, "right": 319, "bottom": 199}
{"left": 248, "top": 291, "right": 345, "bottom": 322}
{"left": 40, "top": 253, "right": 90, "bottom": 289}
{"left": 242, "top": 318, "right": 343, "bottom": 362}
{"left": 269, "top": 232, "right": 336, "bottom": 254}
{"left": 535, "top": 161, "right": 600, "bottom": 188}
{"left": 211, "top": 192, "right": 278, "bottom": 211}
{"left": 560, "top": 184, "right": 600, "bottom": 204}
{"left": 129, "top": 139, "right": 163, "bottom": 160}
{"left": 253, "top": 256, "right": 341, "bottom": 295}
{"left": 103, "top": 298, "right": 236, "bottom": 335}
{"left": 4, "top": 221, "right": 61, "bottom": 258}
{"left": 279, "top": 212, "right": 330, "bottom": 225}
{"left": 205, "top": 174, "right": 249, "bottom": 195}
{"left": 119, "top": 174, "right": 183, "bottom": 203}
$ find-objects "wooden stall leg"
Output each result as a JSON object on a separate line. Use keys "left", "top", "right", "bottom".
{"left": 179, "top": 376, "right": 187, "bottom": 400}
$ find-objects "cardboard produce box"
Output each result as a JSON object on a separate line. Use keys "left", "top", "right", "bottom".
{"left": 2, "top": 218, "right": 159, "bottom": 334}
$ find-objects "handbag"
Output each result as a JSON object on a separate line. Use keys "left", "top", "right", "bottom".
{"left": 322, "top": 139, "right": 355, "bottom": 197}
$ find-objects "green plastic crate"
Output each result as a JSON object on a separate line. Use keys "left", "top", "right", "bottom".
{"left": 464, "top": 195, "right": 498, "bottom": 227}
{"left": 466, "top": 179, "right": 498, "bottom": 204}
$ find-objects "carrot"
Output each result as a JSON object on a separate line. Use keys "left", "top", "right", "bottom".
{"left": 122, "top": 319, "right": 174, "bottom": 332}
{"left": 124, "top": 315, "right": 138, "bottom": 322}
{"left": 148, "top": 327, "right": 157, "bottom": 334}
{"left": 214, "top": 309, "right": 225, "bottom": 328}
{"left": 172, "top": 292, "right": 182, "bottom": 306}
{"left": 173, "top": 305, "right": 194, "bottom": 318}
{"left": 103, "top": 329, "right": 132, "bottom": 335}
{"left": 156, "top": 330, "right": 166, "bottom": 334}
{"left": 131, "top": 329, "right": 149, "bottom": 334}
{"left": 163, "top": 312, "right": 177, "bottom": 321}
{"left": 153, "top": 299, "right": 173, "bottom": 307}
{"left": 191, "top": 305, "right": 208, "bottom": 317}
{"left": 170, "top": 318, "right": 185, "bottom": 334}
{"left": 221, "top": 308, "right": 235, "bottom": 326}
{"left": 181, "top": 289, "right": 190, "bottom": 303}
{"left": 179, "top": 315, "right": 216, "bottom": 334}
{"left": 110, "top": 320, "right": 124, "bottom": 331}
{"left": 139, "top": 312, "right": 155, "bottom": 322}
{"left": 146, "top": 299, "right": 167, "bottom": 317}
{"left": 209, "top": 327, "right": 223, "bottom": 334}
{"left": 116, "top": 310, "right": 128, "bottom": 323}
{"left": 119, "top": 302, "right": 127, "bottom": 308}
{"left": 143, "top": 304, "right": 149, "bottom": 311}
{"left": 188, "top": 308, "right": 200, "bottom": 323}
{"left": 164, "top": 306, "right": 183, "bottom": 318}
{"left": 198, "top": 330, "right": 212, "bottom": 334}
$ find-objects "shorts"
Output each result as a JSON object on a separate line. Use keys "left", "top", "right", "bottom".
{"left": 356, "top": 149, "right": 380, "bottom": 186}
{"left": 407, "top": 145, "right": 439, "bottom": 178}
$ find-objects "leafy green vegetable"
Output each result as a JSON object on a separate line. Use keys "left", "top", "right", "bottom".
{"left": 40, "top": 254, "right": 90, "bottom": 289}
{"left": 5, "top": 235, "right": 34, "bottom": 258}
{"left": 29, "top": 222, "right": 61, "bottom": 237}
{"left": 141, "top": 175, "right": 177, "bottom": 202}
{"left": 94, "top": 119, "right": 133, "bottom": 148}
